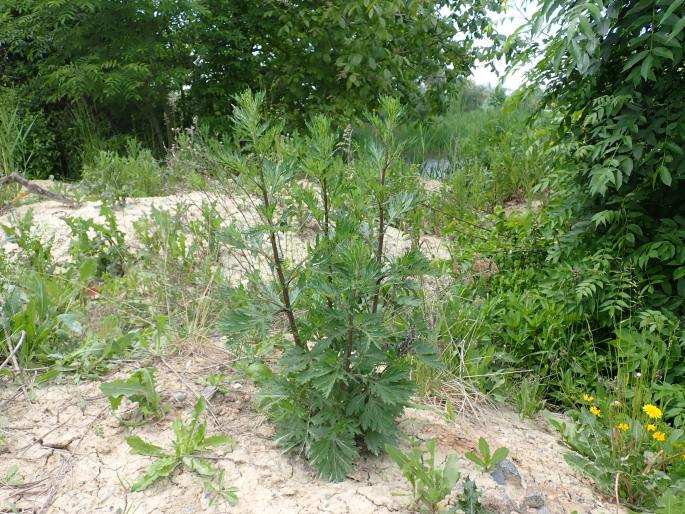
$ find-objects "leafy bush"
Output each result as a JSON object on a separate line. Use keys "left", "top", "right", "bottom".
{"left": 0, "top": 88, "right": 59, "bottom": 182}
{"left": 65, "top": 205, "right": 128, "bottom": 277}
{"left": 216, "top": 92, "right": 433, "bottom": 480}
{"left": 82, "top": 138, "right": 169, "bottom": 202}
{"left": 0, "top": 271, "right": 85, "bottom": 367}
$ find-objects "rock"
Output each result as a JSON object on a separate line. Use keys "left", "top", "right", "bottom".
{"left": 171, "top": 390, "right": 187, "bottom": 403}
{"left": 281, "top": 487, "right": 296, "bottom": 496}
{"left": 490, "top": 459, "right": 522, "bottom": 486}
{"left": 523, "top": 489, "right": 546, "bottom": 509}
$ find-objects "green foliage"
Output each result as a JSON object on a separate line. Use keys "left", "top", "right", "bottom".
{"left": 1, "top": 209, "right": 54, "bottom": 273}
{"left": 0, "top": 270, "right": 85, "bottom": 367}
{"left": 453, "top": 478, "right": 491, "bottom": 514}
{"left": 82, "top": 139, "right": 168, "bottom": 201}
{"left": 0, "top": 88, "right": 57, "bottom": 179}
{"left": 0, "top": 464, "right": 23, "bottom": 487}
{"left": 65, "top": 205, "right": 128, "bottom": 277}
{"left": 549, "top": 396, "right": 685, "bottom": 510}
{"left": 100, "top": 368, "right": 167, "bottom": 421}
{"left": 514, "top": 376, "right": 546, "bottom": 419}
{"left": 386, "top": 438, "right": 460, "bottom": 514}
{"left": 126, "top": 398, "right": 237, "bottom": 505}
{"left": 0, "top": 94, "right": 34, "bottom": 177}
{"left": 517, "top": 0, "right": 685, "bottom": 318}
{"left": 0, "top": 0, "right": 502, "bottom": 176}
{"left": 217, "top": 92, "right": 429, "bottom": 480}
{"left": 463, "top": 437, "right": 508, "bottom": 473}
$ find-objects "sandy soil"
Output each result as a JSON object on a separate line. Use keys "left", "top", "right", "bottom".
{"left": 0, "top": 339, "right": 619, "bottom": 514}
{"left": 0, "top": 188, "right": 619, "bottom": 513}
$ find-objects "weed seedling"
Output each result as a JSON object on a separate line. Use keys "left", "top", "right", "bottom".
{"left": 126, "top": 398, "right": 237, "bottom": 505}
{"left": 464, "top": 437, "right": 508, "bottom": 473}
{"left": 0, "top": 464, "right": 23, "bottom": 486}
{"left": 386, "top": 438, "right": 460, "bottom": 513}
{"left": 101, "top": 368, "right": 168, "bottom": 422}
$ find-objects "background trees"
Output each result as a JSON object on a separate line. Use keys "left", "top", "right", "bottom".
{"left": 0, "top": 0, "right": 503, "bottom": 177}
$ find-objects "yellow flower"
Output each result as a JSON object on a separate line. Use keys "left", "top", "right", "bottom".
{"left": 652, "top": 431, "right": 666, "bottom": 442}
{"left": 583, "top": 394, "right": 594, "bottom": 402}
{"left": 616, "top": 423, "right": 629, "bottom": 432}
{"left": 681, "top": 453, "right": 685, "bottom": 461}
{"left": 647, "top": 424, "right": 657, "bottom": 432}
{"left": 643, "top": 404, "right": 663, "bottom": 420}
{"left": 590, "top": 406, "right": 602, "bottom": 417}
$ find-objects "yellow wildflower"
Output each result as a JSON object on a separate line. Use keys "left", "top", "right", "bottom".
{"left": 583, "top": 394, "right": 594, "bottom": 402}
{"left": 647, "top": 424, "right": 657, "bottom": 432}
{"left": 590, "top": 406, "right": 602, "bottom": 417}
{"left": 643, "top": 404, "right": 663, "bottom": 420}
{"left": 682, "top": 454, "right": 685, "bottom": 461}
{"left": 616, "top": 423, "right": 629, "bottom": 432}
{"left": 652, "top": 431, "right": 666, "bottom": 442}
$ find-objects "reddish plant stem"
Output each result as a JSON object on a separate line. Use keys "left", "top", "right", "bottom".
{"left": 371, "top": 148, "right": 390, "bottom": 314}
{"left": 258, "top": 168, "right": 303, "bottom": 349}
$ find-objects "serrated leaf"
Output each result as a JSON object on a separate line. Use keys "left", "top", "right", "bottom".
{"left": 126, "top": 436, "right": 169, "bottom": 458}
{"left": 130, "top": 456, "right": 179, "bottom": 492}
{"left": 309, "top": 429, "right": 358, "bottom": 481}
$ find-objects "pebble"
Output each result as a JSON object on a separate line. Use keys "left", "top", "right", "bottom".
{"left": 490, "top": 459, "right": 522, "bottom": 486}
{"left": 171, "top": 390, "right": 187, "bottom": 402}
{"left": 523, "top": 489, "right": 546, "bottom": 509}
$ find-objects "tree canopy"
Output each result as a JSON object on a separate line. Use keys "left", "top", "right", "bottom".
{"left": 0, "top": 0, "right": 503, "bottom": 176}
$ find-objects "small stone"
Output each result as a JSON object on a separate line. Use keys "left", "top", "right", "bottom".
{"left": 171, "top": 390, "right": 187, "bottom": 402}
{"left": 490, "top": 459, "right": 522, "bottom": 486}
{"left": 232, "top": 382, "right": 243, "bottom": 390}
{"left": 282, "top": 487, "right": 296, "bottom": 496}
{"left": 523, "top": 489, "right": 546, "bottom": 509}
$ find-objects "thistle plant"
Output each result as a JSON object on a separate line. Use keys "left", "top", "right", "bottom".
{"left": 216, "top": 91, "right": 432, "bottom": 480}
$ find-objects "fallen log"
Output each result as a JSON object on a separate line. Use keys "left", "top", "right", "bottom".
{"left": 0, "top": 172, "right": 78, "bottom": 208}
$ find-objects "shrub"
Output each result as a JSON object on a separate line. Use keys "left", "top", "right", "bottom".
{"left": 217, "top": 91, "right": 434, "bottom": 480}
{"left": 82, "top": 138, "right": 168, "bottom": 202}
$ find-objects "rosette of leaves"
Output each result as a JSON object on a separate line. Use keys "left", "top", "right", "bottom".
{"left": 216, "top": 91, "right": 437, "bottom": 481}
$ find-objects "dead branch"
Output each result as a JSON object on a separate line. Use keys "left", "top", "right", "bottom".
{"left": 0, "top": 173, "right": 78, "bottom": 208}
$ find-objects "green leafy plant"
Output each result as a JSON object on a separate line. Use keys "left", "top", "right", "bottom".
{"left": 82, "top": 138, "right": 170, "bottom": 202}
{"left": 100, "top": 368, "right": 168, "bottom": 422}
{"left": 453, "top": 478, "right": 491, "bottom": 514}
{"left": 65, "top": 205, "right": 128, "bottom": 277}
{"left": 196, "top": 372, "right": 229, "bottom": 396}
{"left": 515, "top": 376, "right": 546, "bottom": 419}
{"left": 0, "top": 209, "right": 54, "bottom": 273}
{"left": 549, "top": 394, "right": 685, "bottom": 510}
{"left": 0, "top": 464, "right": 23, "bottom": 487}
{"left": 386, "top": 438, "right": 460, "bottom": 514}
{"left": 126, "top": 398, "right": 237, "bottom": 505}
{"left": 464, "top": 437, "right": 508, "bottom": 473}
{"left": 217, "top": 92, "right": 433, "bottom": 481}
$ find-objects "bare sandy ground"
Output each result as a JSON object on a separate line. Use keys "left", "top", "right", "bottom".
{"left": 0, "top": 340, "right": 619, "bottom": 514}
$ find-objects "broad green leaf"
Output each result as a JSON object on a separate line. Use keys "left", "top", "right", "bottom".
{"left": 130, "top": 457, "right": 179, "bottom": 492}
{"left": 491, "top": 447, "right": 509, "bottom": 467}
{"left": 126, "top": 436, "right": 169, "bottom": 458}
{"left": 201, "top": 434, "right": 234, "bottom": 448}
